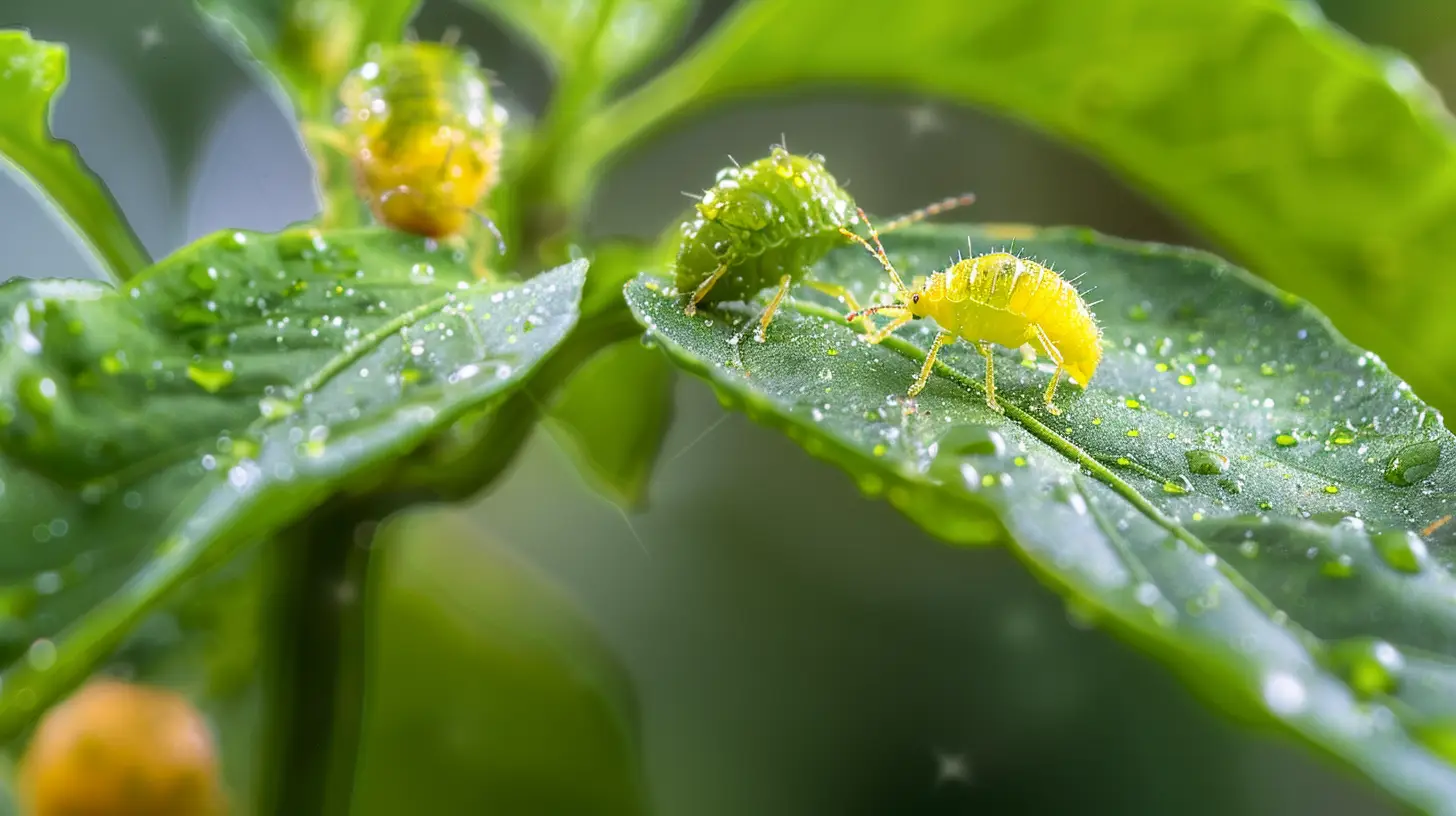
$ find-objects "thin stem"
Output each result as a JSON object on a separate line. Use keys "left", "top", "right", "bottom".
{"left": 259, "top": 498, "right": 383, "bottom": 816}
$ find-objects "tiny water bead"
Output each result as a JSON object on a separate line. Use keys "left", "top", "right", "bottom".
{"left": 1383, "top": 441, "right": 1441, "bottom": 487}
{"left": 1185, "top": 449, "right": 1229, "bottom": 475}
{"left": 931, "top": 425, "right": 1007, "bottom": 459}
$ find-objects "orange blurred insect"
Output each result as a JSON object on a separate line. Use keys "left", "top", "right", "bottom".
{"left": 309, "top": 36, "right": 506, "bottom": 277}
{"left": 841, "top": 209, "right": 1102, "bottom": 415}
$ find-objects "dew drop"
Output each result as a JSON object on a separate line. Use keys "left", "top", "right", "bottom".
{"left": 1185, "top": 449, "right": 1229, "bottom": 475}
{"left": 1372, "top": 529, "right": 1427, "bottom": 573}
{"left": 1274, "top": 433, "right": 1298, "bottom": 448}
{"left": 1177, "top": 373, "right": 1196, "bottom": 387}
{"left": 186, "top": 360, "right": 235, "bottom": 393}
{"left": 27, "top": 638, "right": 56, "bottom": 671}
{"left": 1383, "top": 441, "right": 1440, "bottom": 486}
{"left": 1161, "top": 476, "right": 1193, "bottom": 495}
{"left": 1326, "top": 637, "right": 1404, "bottom": 698}
{"left": 1262, "top": 671, "right": 1307, "bottom": 715}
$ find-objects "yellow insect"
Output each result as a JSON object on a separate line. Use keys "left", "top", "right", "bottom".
{"left": 308, "top": 37, "right": 507, "bottom": 276}
{"left": 840, "top": 209, "right": 1102, "bottom": 415}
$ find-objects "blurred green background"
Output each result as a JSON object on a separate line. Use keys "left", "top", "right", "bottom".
{"left": 3, "top": 0, "right": 1451, "bottom": 813}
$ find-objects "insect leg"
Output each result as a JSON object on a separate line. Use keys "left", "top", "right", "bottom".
{"left": 976, "top": 340, "right": 1004, "bottom": 414}
{"left": 859, "top": 308, "right": 912, "bottom": 344}
{"left": 881, "top": 193, "right": 977, "bottom": 233}
{"left": 804, "top": 280, "right": 879, "bottom": 331}
{"left": 753, "top": 274, "right": 794, "bottom": 343}
{"left": 1030, "top": 324, "right": 1066, "bottom": 415}
{"left": 685, "top": 263, "right": 729, "bottom": 316}
{"left": 464, "top": 209, "right": 507, "bottom": 279}
{"left": 908, "top": 330, "right": 953, "bottom": 398}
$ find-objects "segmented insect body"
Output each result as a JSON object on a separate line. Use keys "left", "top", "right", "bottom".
{"left": 309, "top": 41, "right": 506, "bottom": 275}
{"left": 338, "top": 42, "right": 504, "bottom": 238}
{"left": 842, "top": 211, "right": 1102, "bottom": 415}
{"left": 673, "top": 146, "right": 973, "bottom": 342}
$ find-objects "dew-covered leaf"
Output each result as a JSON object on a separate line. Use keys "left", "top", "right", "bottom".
{"left": 626, "top": 224, "right": 1456, "bottom": 811}
{"left": 467, "top": 0, "right": 694, "bottom": 89}
{"left": 0, "top": 31, "right": 149, "bottom": 282}
{"left": 353, "top": 508, "right": 649, "bottom": 815}
{"left": 583, "top": 0, "right": 1456, "bottom": 419}
{"left": 546, "top": 339, "right": 675, "bottom": 510}
{"left": 0, "top": 226, "right": 584, "bottom": 738}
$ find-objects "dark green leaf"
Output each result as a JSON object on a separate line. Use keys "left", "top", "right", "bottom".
{"left": 0, "top": 31, "right": 149, "bottom": 282}
{"left": 468, "top": 0, "right": 694, "bottom": 89}
{"left": 546, "top": 339, "right": 675, "bottom": 509}
{"left": 352, "top": 508, "right": 649, "bottom": 815}
{"left": 627, "top": 224, "right": 1456, "bottom": 811}
{"left": 194, "top": 0, "right": 421, "bottom": 225}
{"left": 0, "top": 226, "right": 585, "bottom": 738}
{"left": 581, "top": 0, "right": 1456, "bottom": 419}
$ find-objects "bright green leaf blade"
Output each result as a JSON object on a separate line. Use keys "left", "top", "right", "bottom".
{"left": 0, "top": 31, "right": 149, "bottom": 282}
{"left": 0, "top": 226, "right": 585, "bottom": 738}
{"left": 584, "top": 0, "right": 1456, "bottom": 419}
{"left": 469, "top": 0, "right": 694, "bottom": 88}
{"left": 546, "top": 339, "right": 675, "bottom": 509}
{"left": 354, "top": 508, "right": 648, "bottom": 815}
{"left": 626, "top": 224, "right": 1456, "bottom": 811}
{"left": 194, "top": 0, "right": 421, "bottom": 225}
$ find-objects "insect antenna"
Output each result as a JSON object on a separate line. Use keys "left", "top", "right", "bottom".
{"left": 882, "top": 192, "right": 977, "bottom": 232}
{"left": 680, "top": 191, "right": 704, "bottom": 201}
{"left": 1085, "top": 299, "right": 1104, "bottom": 308}
{"left": 839, "top": 207, "right": 910, "bottom": 297}
{"left": 470, "top": 209, "right": 508, "bottom": 256}
{"left": 727, "top": 154, "right": 739, "bottom": 167}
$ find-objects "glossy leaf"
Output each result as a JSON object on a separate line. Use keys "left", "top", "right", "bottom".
{"left": 627, "top": 224, "right": 1456, "bottom": 811}
{"left": 546, "top": 339, "right": 675, "bottom": 509}
{"left": 581, "top": 0, "right": 1456, "bottom": 420}
{"left": 0, "top": 225, "right": 585, "bottom": 738}
{"left": 0, "top": 31, "right": 149, "bottom": 282}
{"left": 194, "top": 0, "right": 421, "bottom": 225}
{"left": 468, "top": 0, "right": 694, "bottom": 88}
{"left": 352, "top": 508, "right": 649, "bottom": 815}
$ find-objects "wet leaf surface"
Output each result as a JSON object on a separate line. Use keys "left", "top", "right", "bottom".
{"left": 627, "top": 223, "right": 1456, "bottom": 812}
{"left": 0, "top": 225, "right": 584, "bottom": 738}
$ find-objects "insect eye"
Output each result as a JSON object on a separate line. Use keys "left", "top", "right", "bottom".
{"left": 911, "top": 293, "right": 920, "bottom": 304}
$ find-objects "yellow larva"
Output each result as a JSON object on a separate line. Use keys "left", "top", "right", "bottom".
{"left": 841, "top": 209, "right": 1102, "bottom": 415}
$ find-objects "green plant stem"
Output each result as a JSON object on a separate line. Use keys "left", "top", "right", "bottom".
{"left": 259, "top": 498, "right": 381, "bottom": 816}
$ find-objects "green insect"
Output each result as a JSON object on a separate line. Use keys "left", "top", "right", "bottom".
{"left": 671, "top": 145, "right": 974, "bottom": 342}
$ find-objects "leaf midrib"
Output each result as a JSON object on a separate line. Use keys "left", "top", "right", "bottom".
{"left": 787, "top": 298, "right": 1326, "bottom": 656}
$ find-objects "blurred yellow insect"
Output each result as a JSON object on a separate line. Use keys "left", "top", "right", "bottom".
{"left": 309, "top": 36, "right": 507, "bottom": 276}
{"left": 841, "top": 209, "right": 1102, "bottom": 415}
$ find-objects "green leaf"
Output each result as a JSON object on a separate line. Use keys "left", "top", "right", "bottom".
{"left": 352, "top": 507, "right": 649, "bottom": 815}
{"left": 626, "top": 224, "right": 1456, "bottom": 811}
{"left": 0, "top": 226, "right": 585, "bottom": 739}
{"left": 469, "top": 0, "right": 694, "bottom": 89}
{"left": 0, "top": 31, "right": 149, "bottom": 282}
{"left": 545, "top": 339, "right": 675, "bottom": 510}
{"left": 194, "top": 0, "right": 421, "bottom": 225}
{"left": 581, "top": 0, "right": 1456, "bottom": 419}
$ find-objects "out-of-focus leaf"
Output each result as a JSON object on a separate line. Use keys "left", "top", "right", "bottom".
{"left": 546, "top": 339, "right": 675, "bottom": 510}
{"left": 351, "top": 508, "right": 649, "bottom": 816}
{"left": 0, "top": 225, "right": 585, "bottom": 739}
{"left": 468, "top": 0, "right": 695, "bottom": 89}
{"left": 0, "top": 31, "right": 149, "bottom": 282}
{"left": 194, "top": 0, "right": 421, "bottom": 225}
{"left": 582, "top": 0, "right": 1456, "bottom": 419}
{"left": 627, "top": 223, "right": 1456, "bottom": 812}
